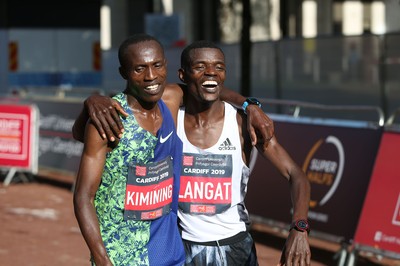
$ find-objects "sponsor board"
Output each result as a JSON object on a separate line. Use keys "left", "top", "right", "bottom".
{"left": 354, "top": 131, "right": 400, "bottom": 255}
{"left": 247, "top": 116, "right": 382, "bottom": 241}
{"left": 21, "top": 99, "right": 83, "bottom": 176}
{"left": 0, "top": 103, "right": 38, "bottom": 172}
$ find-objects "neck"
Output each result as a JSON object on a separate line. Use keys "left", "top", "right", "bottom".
{"left": 184, "top": 97, "right": 225, "bottom": 127}
{"left": 125, "top": 93, "right": 157, "bottom": 112}
{"left": 125, "top": 93, "right": 161, "bottom": 136}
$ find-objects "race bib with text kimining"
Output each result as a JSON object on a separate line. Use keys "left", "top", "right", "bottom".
{"left": 124, "top": 157, "right": 173, "bottom": 221}
{"left": 179, "top": 153, "right": 233, "bottom": 215}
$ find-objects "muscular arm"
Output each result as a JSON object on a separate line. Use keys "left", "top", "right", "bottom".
{"left": 73, "top": 121, "right": 113, "bottom": 265}
{"left": 256, "top": 138, "right": 311, "bottom": 266}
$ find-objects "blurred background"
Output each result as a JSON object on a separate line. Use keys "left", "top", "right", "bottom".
{"left": 1, "top": 0, "right": 400, "bottom": 121}
{"left": 0, "top": 1, "right": 400, "bottom": 265}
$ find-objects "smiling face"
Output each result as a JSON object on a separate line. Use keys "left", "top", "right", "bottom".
{"left": 179, "top": 47, "right": 226, "bottom": 104}
{"left": 119, "top": 40, "right": 167, "bottom": 105}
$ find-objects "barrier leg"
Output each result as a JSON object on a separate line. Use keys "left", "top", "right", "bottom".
{"left": 345, "top": 250, "right": 357, "bottom": 266}
{"left": 3, "top": 168, "right": 17, "bottom": 186}
{"left": 334, "top": 243, "right": 349, "bottom": 266}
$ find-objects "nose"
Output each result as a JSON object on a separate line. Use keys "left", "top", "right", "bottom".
{"left": 205, "top": 66, "right": 217, "bottom": 76}
{"left": 145, "top": 67, "right": 156, "bottom": 80}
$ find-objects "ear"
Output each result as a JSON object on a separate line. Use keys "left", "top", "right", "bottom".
{"left": 119, "top": 66, "right": 127, "bottom": 80}
{"left": 178, "top": 68, "right": 185, "bottom": 83}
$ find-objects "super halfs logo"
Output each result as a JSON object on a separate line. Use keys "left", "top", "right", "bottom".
{"left": 302, "top": 136, "right": 344, "bottom": 208}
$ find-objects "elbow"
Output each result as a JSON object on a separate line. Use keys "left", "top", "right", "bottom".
{"left": 72, "top": 124, "right": 84, "bottom": 143}
{"left": 290, "top": 169, "right": 311, "bottom": 191}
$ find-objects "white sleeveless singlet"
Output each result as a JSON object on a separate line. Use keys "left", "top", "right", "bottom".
{"left": 177, "top": 102, "right": 251, "bottom": 242}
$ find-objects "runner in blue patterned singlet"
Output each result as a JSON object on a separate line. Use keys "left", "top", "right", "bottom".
{"left": 73, "top": 34, "right": 185, "bottom": 266}
{"left": 93, "top": 93, "right": 184, "bottom": 265}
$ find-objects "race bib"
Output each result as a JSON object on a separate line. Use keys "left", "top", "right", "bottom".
{"left": 124, "top": 157, "right": 173, "bottom": 221}
{"left": 179, "top": 153, "right": 233, "bottom": 215}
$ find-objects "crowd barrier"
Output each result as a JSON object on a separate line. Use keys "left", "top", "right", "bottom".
{"left": 1, "top": 96, "right": 399, "bottom": 264}
{"left": 22, "top": 97, "right": 83, "bottom": 181}
{"left": 0, "top": 97, "right": 84, "bottom": 184}
{"left": 247, "top": 99, "right": 400, "bottom": 265}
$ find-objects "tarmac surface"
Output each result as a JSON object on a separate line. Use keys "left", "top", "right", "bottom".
{"left": 0, "top": 175, "right": 398, "bottom": 266}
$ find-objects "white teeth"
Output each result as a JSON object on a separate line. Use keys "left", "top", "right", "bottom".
{"left": 202, "top": 81, "right": 217, "bottom": 86}
{"left": 146, "top": 85, "right": 158, "bottom": 91}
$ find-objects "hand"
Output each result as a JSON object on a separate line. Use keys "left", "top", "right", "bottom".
{"left": 85, "top": 94, "right": 128, "bottom": 142}
{"left": 245, "top": 105, "right": 274, "bottom": 146}
{"left": 278, "top": 230, "right": 311, "bottom": 266}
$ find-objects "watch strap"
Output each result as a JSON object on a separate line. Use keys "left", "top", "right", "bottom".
{"left": 242, "top": 97, "right": 261, "bottom": 114}
{"left": 290, "top": 219, "right": 310, "bottom": 234}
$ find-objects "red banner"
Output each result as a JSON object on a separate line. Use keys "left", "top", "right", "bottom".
{"left": 0, "top": 104, "right": 38, "bottom": 171}
{"left": 354, "top": 131, "right": 400, "bottom": 255}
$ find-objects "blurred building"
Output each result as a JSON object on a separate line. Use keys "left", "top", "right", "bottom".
{"left": 1, "top": 0, "right": 400, "bottom": 120}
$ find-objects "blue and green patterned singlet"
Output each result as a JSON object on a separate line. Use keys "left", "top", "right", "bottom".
{"left": 93, "top": 92, "right": 185, "bottom": 266}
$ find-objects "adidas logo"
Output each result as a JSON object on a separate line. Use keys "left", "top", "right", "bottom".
{"left": 218, "top": 138, "right": 236, "bottom": 150}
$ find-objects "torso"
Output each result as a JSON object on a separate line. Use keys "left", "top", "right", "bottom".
{"left": 177, "top": 102, "right": 251, "bottom": 242}
{"left": 94, "top": 92, "right": 185, "bottom": 266}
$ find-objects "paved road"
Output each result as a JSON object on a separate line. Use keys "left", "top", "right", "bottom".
{"left": 0, "top": 178, "right": 396, "bottom": 266}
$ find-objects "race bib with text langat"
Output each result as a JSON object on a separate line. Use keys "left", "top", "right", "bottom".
{"left": 124, "top": 157, "right": 173, "bottom": 221}
{"left": 179, "top": 153, "right": 233, "bottom": 215}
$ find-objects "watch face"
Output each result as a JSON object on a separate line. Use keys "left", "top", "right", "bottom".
{"left": 246, "top": 97, "right": 260, "bottom": 105}
{"left": 290, "top": 220, "right": 310, "bottom": 233}
{"left": 246, "top": 97, "right": 261, "bottom": 107}
{"left": 297, "top": 220, "right": 308, "bottom": 230}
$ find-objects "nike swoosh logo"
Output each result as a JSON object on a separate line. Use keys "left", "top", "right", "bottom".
{"left": 160, "top": 131, "right": 173, "bottom": 143}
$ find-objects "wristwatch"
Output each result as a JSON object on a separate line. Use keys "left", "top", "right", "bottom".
{"left": 242, "top": 97, "right": 262, "bottom": 114}
{"left": 290, "top": 219, "right": 310, "bottom": 234}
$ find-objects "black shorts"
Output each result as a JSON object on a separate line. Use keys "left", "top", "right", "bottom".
{"left": 182, "top": 231, "right": 258, "bottom": 266}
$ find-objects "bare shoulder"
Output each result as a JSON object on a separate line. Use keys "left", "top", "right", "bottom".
{"left": 162, "top": 83, "right": 183, "bottom": 103}
{"left": 162, "top": 83, "right": 185, "bottom": 125}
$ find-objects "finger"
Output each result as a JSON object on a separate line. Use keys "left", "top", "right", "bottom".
{"left": 112, "top": 100, "right": 128, "bottom": 117}
{"left": 258, "top": 124, "right": 274, "bottom": 144}
{"left": 249, "top": 126, "right": 257, "bottom": 146}
{"left": 261, "top": 118, "right": 274, "bottom": 141}
{"left": 98, "top": 109, "right": 116, "bottom": 142}
{"left": 286, "top": 252, "right": 293, "bottom": 266}
{"left": 300, "top": 255, "right": 305, "bottom": 266}
{"left": 306, "top": 250, "right": 311, "bottom": 266}
{"left": 109, "top": 106, "right": 125, "bottom": 131}
{"left": 90, "top": 111, "right": 107, "bottom": 140}
{"left": 86, "top": 104, "right": 105, "bottom": 139}
{"left": 279, "top": 247, "right": 287, "bottom": 266}
{"left": 107, "top": 106, "right": 124, "bottom": 137}
{"left": 296, "top": 251, "right": 305, "bottom": 266}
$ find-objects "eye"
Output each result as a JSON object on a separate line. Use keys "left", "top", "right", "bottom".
{"left": 154, "top": 62, "right": 164, "bottom": 69}
{"left": 216, "top": 64, "right": 226, "bottom": 71}
{"left": 134, "top": 66, "right": 145, "bottom": 73}
{"left": 193, "top": 64, "right": 205, "bottom": 71}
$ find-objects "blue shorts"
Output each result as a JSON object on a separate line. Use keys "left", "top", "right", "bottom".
{"left": 182, "top": 231, "right": 258, "bottom": 266}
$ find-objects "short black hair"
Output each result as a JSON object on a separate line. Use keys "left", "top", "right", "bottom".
{"left": 118, "top": 33, "right": 164, "bottom": 68}
{"left": 180, "top": 40, "right": 224, "bottom": 69}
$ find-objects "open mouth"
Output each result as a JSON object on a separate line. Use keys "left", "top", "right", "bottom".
{"left": 145, "top": 84, "right": 159, "bottom": 93}
{"left": 201, "top": 80, "right": 218, "bottom": 92}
